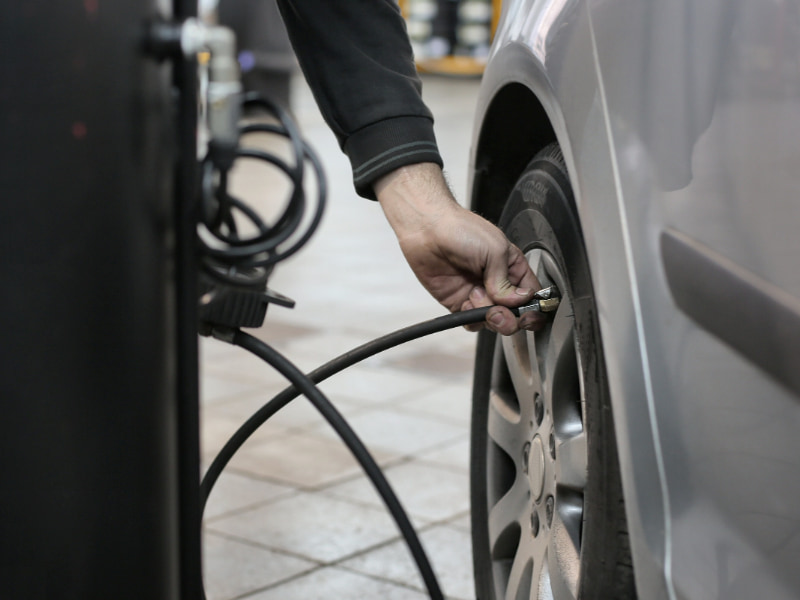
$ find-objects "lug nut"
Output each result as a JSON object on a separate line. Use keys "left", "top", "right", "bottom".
{"left": 531, "top": 509, "right": 540, "bottom": 537}
{"left": 534, "top": 394, "right": 544, "bottom": 427}
{"left": 545, "top": 495, "right": 554, "bottom": 527}
{"left": 522, "top": 441, "right": 531, "bottom": 474}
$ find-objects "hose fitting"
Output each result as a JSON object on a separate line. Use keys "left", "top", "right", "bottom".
{"left": 180, "top": 18, "right": 241, "bottom": 151}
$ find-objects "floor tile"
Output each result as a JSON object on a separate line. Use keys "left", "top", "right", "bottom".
{"left": 201, "top": 408, "right": 287, "bottom": 463}
{"left": 384, "top": 347, "right": 474, "bottom": 379}
{"left": 280, "top": 330, "right": 396, "bottom": 365}
{"left": 445, "top": 512, "right": 473, "bottom": 534}
{"left": 247, "top": 318, "right": 318, "bottom": 346}
{"left": 226, "top": 429, "right": 398, "bottom": 488}
{"left": 207, "top": 492, "right": 400, "bottom": 563}
{"left": 415, "top": 438, "right": 472, "bottom": 473}
{"left": 245, "top": 566, "right": 428, "bottom": 600}
{"left": 200, "top": 335, "right": 241, "bottom": 362}
{"left": 203, "top": 348, "right": 296, "bottom": 388}
{"left": 202, "top": 532, "right": 315, "bottom": 600}
{"left": 211, "top": 388, "right": 366, "bottom": 431}
{"left": 339, "top": 524, "right": 476, "bottom": 600}
{"left": 395, "top": 381, "right": 474, "bottom": 427}
{"left": 203, "top": 470, "right": 295, "bottom": 521}
{"left": 309, "top": 408, "right": 466, "bottom": 456}
{"left": 315, "top": 364, "right": 445, "bottom": 406}
{"left": 323, "top": 460, "right": 470, "bottom": 524}
{"left": 200, "top": 371, "right": 265, "bottom": 405}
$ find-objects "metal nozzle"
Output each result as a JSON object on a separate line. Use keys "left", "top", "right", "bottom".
{"left": 533, "top": 285, "right": 559, "bottom": 300}
{"left": 513, "top": 285, "right": 561, "bottom": 315}
{"left": 535, "top": 297, "right": 561, "bottom": 312}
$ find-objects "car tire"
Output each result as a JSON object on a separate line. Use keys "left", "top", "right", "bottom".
{"left": 470, "top": 143, "right": 636, "bottom": 600}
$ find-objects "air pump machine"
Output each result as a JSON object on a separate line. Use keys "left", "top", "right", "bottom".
{"left": 1, "top": 2, "right": 203, "bottom": 597}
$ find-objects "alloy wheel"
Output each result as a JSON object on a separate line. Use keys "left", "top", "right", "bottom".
{"left": 486, "top": 248, "right": 587, "bottom": 600}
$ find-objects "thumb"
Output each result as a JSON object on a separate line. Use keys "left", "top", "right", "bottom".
{"left": 484, "top": 245, "right": 539, "bottom": 306}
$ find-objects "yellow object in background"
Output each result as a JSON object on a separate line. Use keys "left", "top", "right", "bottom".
{"left": 400, "top": 0, "right": 502, "bottom": 76}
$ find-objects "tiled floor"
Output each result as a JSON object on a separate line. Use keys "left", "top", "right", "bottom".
{"left": 200, "top": 73, "right": 484, "bottom": 599}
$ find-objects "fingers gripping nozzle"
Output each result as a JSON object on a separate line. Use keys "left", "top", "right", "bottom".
{"left": 512, "top": 285, "right": 561, "bottom": 316}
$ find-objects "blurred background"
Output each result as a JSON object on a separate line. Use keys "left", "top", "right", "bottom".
{"left": 199, "top": 2, "right": 490, "bottom": 599}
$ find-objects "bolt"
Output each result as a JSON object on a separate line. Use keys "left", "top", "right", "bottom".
{"left": 534, "top": 394, "right": 544, "bottom": 427}
{"left": 545, "top": 495, "right": 554, "bottom": 527}
{"left": 530, "top": 509, "right": 540, "bottom": 537}
{"left": 522, "top": 441, "right": 531, "bottom": 474}
{"left": 549, "top": 432, "right": 556, "bottom": 460}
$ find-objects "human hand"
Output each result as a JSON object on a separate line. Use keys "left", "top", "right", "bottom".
{"left": 375, "top": 163, "right": 545, "bottom": 335}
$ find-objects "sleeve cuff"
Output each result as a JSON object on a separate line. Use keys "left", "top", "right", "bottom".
{"left": 344, "top": 116, "right": 443, "bottom": 199}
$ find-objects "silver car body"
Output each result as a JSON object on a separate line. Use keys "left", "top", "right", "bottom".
{"left": 468, "top": 1, "right": 800, "bottom": 598}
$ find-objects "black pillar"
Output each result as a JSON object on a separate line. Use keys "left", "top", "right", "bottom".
{"left": 0, "top": 1, "right": 198, "bottom": 598}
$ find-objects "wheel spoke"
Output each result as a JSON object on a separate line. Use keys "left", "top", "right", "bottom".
{"left": 547, "top": 496, "right": 582, "bottom": 599}
{"left": 528, "top": 248, "right": 546, "bottom": 282}
{"left": 535, "top": 554, "right": 554, "bottom": 600}
{"left": 540, "top": 298, "right": 575, "bottom": 393}
{"left": 504, "top": 543, "right": 534, "bottom": 600}
{"left": 488, "top": 477, "right": 529, "bottom": 550}
{"left": 545, "top": 549, "right": 578, "bottom": 600}
{"left": 555, "top": 431, "right": 587, "bottom": 490}
{"left": 526, "top": 329, "right": 544, "bottom": 389}
{"left": 488, "top": 390, "right": 527, "bottom": 457}
{"left": 501, "top": 332, "right": 539, "bottom": 408}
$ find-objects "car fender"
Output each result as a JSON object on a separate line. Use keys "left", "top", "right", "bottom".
{"left": 468, "top": 5, "right": 673, "bottom": 599}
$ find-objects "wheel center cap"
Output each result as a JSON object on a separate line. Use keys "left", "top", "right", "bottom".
{"left": 528, "top": 435, "right": 546, "bottom": 500}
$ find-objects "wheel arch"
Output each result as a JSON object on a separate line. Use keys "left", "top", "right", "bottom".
{"left": 469, "top": 81, "right": 557, "bottom": 224}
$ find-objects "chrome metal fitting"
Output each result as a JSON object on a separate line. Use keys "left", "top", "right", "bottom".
{"left": 514, "top": 285, "right": 562, "bottom": 315}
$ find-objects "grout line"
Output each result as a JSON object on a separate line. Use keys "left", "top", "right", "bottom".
{"left": 202, "top": 528, "right": 327, "bottom": 566}
{"left": 203, "top": 489, "right": 302, "bottom": 524}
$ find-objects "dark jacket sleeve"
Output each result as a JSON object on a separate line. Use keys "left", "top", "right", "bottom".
{"left": 276, "top": 0, "right": 443, "bottom": 199}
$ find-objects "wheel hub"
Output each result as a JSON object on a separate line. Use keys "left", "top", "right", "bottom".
{"left": 527, "top": 434, "right": 546, "bottom": 500}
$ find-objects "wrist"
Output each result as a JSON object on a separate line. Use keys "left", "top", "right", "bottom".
{"left": 375, "top": 163, "right": 459, "bottom": 237}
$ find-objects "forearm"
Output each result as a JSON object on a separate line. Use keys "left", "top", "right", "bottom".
{"left": 276, "top": 0, "right": 442, "bottom": 197}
